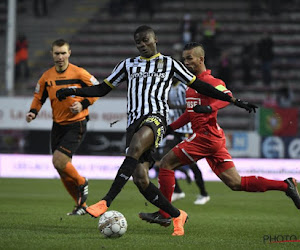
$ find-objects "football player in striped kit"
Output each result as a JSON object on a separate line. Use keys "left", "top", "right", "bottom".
{"left": 56, "top": 26, "right": 257, "bottom": 236}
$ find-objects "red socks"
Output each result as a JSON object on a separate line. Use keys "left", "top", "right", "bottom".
{"left": 158, "top": 168, "right": 175, "bottom": 218}
{"left": 241, "top": 176, "right": 288, "bottom": 192}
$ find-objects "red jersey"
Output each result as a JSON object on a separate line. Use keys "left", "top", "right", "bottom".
{"left": 171, "top": 70, "right": 232, "bottom": 138}
{"left": 170, "top": 70, "right": 235, "bottom": 175}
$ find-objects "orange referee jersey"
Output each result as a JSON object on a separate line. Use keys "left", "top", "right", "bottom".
{"left": 30, "top": 63, "right": 99, "bottom": 125}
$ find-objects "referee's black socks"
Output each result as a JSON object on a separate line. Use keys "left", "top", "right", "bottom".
{"left": 103, "top": 156, "right": 138, "bottom": 206}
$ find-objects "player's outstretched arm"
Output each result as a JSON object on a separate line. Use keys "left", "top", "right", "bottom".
{"left": 56, "top": 83, "right": 112, "bottom": 101}
{"left": 190, "top": 79, "right": 233, "bottom": 102}
{"left": 190, "top": 79, "right": 258, "bottom": 113}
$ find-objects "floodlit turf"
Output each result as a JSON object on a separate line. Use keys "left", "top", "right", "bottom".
{"left": 0, "top": 178, "right": 299, "bottom": 249}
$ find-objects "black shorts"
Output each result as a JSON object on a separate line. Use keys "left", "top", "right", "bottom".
{"left": 126, "top": 114, "right": 167, "bottom": 163}
{"left": 154, "top": 132, "right": 189, "bottom": 160}
{"left": 51, "top": 119, "right": 87, "bottom": 158}
{"left": 164, "top": 132, "right": 188, "bottom": 153}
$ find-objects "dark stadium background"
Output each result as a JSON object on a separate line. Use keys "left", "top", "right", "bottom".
{"left": 1, "top": 0, "right": 300, "bottom": 159}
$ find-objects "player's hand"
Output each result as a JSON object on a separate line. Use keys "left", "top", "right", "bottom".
{"left": 70, "top": 101, "right": 83, "bottom": 114}
{"left": 165, "top": 125, "right": 174, "bottom": 137}
{"left": 234, "top": 99, "right": 258, "bottom": 113}
{"left": 193, "top": 105, "right": 212, "bottom": 114}
{"left": 56, "top": 88, "right": 76, "bottom": 101}
{"left": 26, "top": 112, "right": 36, "bottom": 123}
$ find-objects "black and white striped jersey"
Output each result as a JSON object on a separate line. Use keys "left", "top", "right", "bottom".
{"left": 103, "top": 53, "right": 196, "bottom": 127}
{"left": 168, "top": 81, "right": 192, "bottom": 134}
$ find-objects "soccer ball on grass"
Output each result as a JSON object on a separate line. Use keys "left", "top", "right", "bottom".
{"left": 98, "top": 210, "right": 127, "bottom": 238}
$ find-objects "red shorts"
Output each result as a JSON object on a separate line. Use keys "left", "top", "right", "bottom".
{"left": 172, "top": 132, "right": 235, "bottom": 176}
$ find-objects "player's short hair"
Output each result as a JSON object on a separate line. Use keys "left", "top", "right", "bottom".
{"left": 183, "top": 42, "right": 205, "bottom": 57}
{"left": 51, "top": 39, "right": 70, "bottom": 50}
{"left": 183, "top": 42, "right": 203, "bottom": 51}
{"left": 134, "top": 25, "right": 155, "bottom": 37}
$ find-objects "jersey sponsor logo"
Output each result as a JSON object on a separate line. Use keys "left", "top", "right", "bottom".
{"left": 186, "top": 97, "right": 201, "bottom": 111}
{"left": 130, "top": 72, "right": 166, "bottom": 79}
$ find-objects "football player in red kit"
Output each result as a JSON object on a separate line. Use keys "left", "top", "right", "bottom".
{"left": 139, "top": 42, "right": 300, "bottom": 228}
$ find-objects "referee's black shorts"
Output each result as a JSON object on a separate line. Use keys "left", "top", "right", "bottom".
{"left": 51, "top": 119, "right": 87, "bottom": 158}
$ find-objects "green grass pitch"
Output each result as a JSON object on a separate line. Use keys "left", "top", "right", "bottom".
{"left": 0, "top": 178, "right": 299, "bottom": 249}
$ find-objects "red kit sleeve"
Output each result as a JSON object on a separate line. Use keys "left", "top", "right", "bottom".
{"left": 169, "top": 111, "right": 190, "bottom": 130}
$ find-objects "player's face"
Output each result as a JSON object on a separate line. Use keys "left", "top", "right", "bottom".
{"left": 52, "top": 44, "right": 71, "bottom": 71}
{"left": 134, "top": 31, "right": 157, "bottom": 58}
{"left": 182, "top": 48, "right": 202, "bottom": 75}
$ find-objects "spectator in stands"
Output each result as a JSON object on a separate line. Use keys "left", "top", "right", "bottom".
{"left": 241, "top": 40, "right": 256, "bottom": 85}
{"left": 15, "top": 34, "right": 30, "bottom": 80}
{"left": 180, "top": 14, "right": 197, "bottom": 46}
{"left": 33, "top": 0, "right": 48, "bottom": 17}
{"left": 257, "top": 32, "right": 274, "bottom": 86}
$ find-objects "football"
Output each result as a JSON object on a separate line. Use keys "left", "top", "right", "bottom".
{"left": 98, "top": 210, "right": 127, "bottom": 238}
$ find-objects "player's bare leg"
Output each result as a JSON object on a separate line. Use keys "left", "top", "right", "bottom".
{"left": 87, "top": 127, "right": 153, "bottom": 217}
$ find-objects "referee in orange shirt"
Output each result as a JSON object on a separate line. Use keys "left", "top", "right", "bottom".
{"left": 26, "top": 39, "right": 99, "bottom": 215}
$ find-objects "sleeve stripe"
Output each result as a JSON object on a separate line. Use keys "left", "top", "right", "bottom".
{"left": 186, "top": 75, "right": 196, "bottom": 85}
{"left": 104, "top": 79, "right": 115, "bottom": 89}
{"left": 215, "top": 84, "right": 227, "bottom": 92}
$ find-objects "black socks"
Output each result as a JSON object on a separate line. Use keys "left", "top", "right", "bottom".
{"left": 190, "top": 163, "right": 208, "bottom": 196}
{"left": 139, "top": 182, "right": 180, "bottom": 218}
{"left": 103, "top": 156, "right": 138, "bottom": 206}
